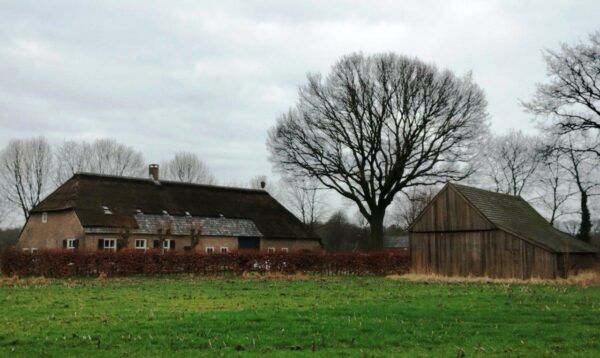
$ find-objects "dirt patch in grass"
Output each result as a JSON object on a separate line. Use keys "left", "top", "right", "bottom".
{"left": 388, "top": 271, "right": 600, "bottom": 287}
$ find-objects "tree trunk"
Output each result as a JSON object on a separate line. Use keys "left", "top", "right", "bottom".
{"left": 577, "top": 191, "right": 591, "bottom": 242}
{"left": 369, "top": 211, "right": 385, "bottom": 250}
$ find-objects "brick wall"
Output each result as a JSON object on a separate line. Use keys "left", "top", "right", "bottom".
{"left": 18, "top": 210, "right": 84, "bottom": 250}
{"left": 20, "top": 215, "right": 321, "bottom": 254}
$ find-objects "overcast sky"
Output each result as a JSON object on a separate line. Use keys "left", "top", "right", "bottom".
{"left": 1, "top": 0, "right": 599, "bottom": 183}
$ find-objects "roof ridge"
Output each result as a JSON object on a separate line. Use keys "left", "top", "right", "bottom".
{"left": 450, "top": 182, "right": 522, "bottom": 199}
{"left": 74, "top": 172, "right": 268, "bottom": 194}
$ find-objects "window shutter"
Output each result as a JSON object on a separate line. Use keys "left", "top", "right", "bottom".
{"left": 74, "top": 239, "right": 80, "bottom": 249}
{"left": 62, "top": 240, "right": 67, "bottom": 248}
{"left": 153, "top": 240, "right": 160, "bottom": 248}
{"left": 170, "top": 240, "right": 175, "bottom": 249}
{"left": 98, "top": 239, "right": 104, "bottom": 249}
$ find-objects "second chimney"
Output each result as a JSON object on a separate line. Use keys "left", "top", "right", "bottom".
{"left": 149, "top": 164, "right": 159, "bottom": 181}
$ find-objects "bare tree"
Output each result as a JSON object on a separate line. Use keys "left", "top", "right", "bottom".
{"left": 268, "top": 53, "right": 488, "bottom": 248}
{"left": 162, "top": 152, "right": 216, "bottom": 184}
{"left": 87, "top": 139, "right": 145, "bottom": 177}
{"left": 524, "top": 31, "right": 600, "bottom": 155}
{"left": 54, "top": 138, "right": 145, "bottom": 184}
{"left": 558, "top": 134, "right": 600, "bottom": 242}
{"left": 0, "top": 137, "right": 53, "bottom": 220}
{"left": 390, "top": 187, "right": 436, "bottom": 230}
{"left": 280, "top": 177, "right": 328, "bottom": 230}
{"left": 54, "top": 140, "right": 89, "bottom": 185}
{"left": 477, "top": 130, "right": 544, "bottom": 196}
{"left": 533, "top": 139, "right": 576, "bottom": 225}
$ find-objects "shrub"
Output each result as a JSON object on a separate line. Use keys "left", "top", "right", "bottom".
{"left": 0, "top": 249, "right": 409, "bottom": 278}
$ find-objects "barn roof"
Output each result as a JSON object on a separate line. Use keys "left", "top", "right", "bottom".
{"left": 451, "top": 183, "right": 596, "bottom": 254}
{"left": 31, "top": 173, "right": 319, "bottom": 240}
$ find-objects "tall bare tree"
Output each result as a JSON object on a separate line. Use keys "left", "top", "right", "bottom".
{"left": 558, "top": 134, "right": 600, "bottom": 242}
{"left": 268, "top": 53, "right": 488, "bottom": 248}
{"left": 534, "top": 142, "right": 575, "bottom": 225}
{"left": 87, "top": 139, "right": 145, "bottom": 177}
{"left": 162, "top": 152, "right": 216, "bottom": 184}
{"left": 0, "top": 137, "right": 53, "bottom": 219}
{"left": 280, "top": 177, "right": 328, "bottom": 230}
{"left": 524, "top": 31, "right": 600, "bottom": 156}
{"left": 478, "top": 130, "right": 544, "bottom": 196}
{"left": 55, "top": 138, "right": 145, "bottom": 184}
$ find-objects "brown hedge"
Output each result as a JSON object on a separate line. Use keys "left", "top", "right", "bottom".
{"left": 0, "top": 249, "right": 409, "bottom": 277}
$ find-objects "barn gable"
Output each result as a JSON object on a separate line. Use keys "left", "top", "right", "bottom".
{"left": 410, "top": 184, "right": 495, "bottom": 232}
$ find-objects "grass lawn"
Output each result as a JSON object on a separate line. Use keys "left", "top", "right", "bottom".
{"left": 1, "top": 276, "right": 599, "bottom": 357}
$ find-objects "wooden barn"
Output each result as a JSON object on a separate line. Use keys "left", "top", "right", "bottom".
{"left": 409, "top": 183, "right": 597, "bottom": 279}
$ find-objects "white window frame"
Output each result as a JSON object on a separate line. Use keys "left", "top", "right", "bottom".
{"left": 281, "top": 247, "right": 289, "bottom": 253}
{"left": 42, "top": 212, "right": 48, "bottom": 223}
{"left": 31, "top": 248, "right": 38, "bottom": 254}
{"left": 101, "top": 206, "right": 112, "bottom": 215}
{"left": 268, "top": 247, "right": 275, "bottom": 254}
{"left": 103, "top": 238, "right": 117, "bottom": 251}
{"left": 135, "top": 239, "right": 147, "bottom": 250}
{"left": 66, "top": 238, "right": 77, "bottom": 250}
{"left": 206, "top": 246, "right": 214, "bottom": 254}
{"left": 163, "top": 239, "right": 172, "bottom": 251}
{"left": 220, "top": 246, "right": 228, "bottom": 254}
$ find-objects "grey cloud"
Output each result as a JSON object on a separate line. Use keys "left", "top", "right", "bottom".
{"left": 1, "top": 0, "right": 599, "bottom": 184}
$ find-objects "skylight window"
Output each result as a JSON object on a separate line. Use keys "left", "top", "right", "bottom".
{"left": 101, "top": 206, "right": 112, "bottom": 215}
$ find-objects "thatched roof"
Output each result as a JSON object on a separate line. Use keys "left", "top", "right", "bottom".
{"left": 32, "top": 173, "right": 318, "bottom": 240}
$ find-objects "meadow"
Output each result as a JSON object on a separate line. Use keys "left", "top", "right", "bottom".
{"left": 1, "top": 275, "right": 599, "bottom": 357}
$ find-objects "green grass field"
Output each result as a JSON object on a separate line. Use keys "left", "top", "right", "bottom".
{"left": 1, "top": 276, "right": 599, "bottom": 357}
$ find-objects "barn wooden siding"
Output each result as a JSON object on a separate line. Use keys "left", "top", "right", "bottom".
{"left": 410, "top": 231, "right": 558, "bottom": 278}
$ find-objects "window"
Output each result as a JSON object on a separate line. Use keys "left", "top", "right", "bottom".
{"left": 135, "top": 239, "right": 147, "bottom": 250}
{"left": 268, "top": 247, "right": 275, "bottom": 254}
{"left": 220, "top": 246, "right": 228, "bottom": 254}
{"left": 185, "top": 211, "right": 191, "bottom": 217}
{"left": 162, "top": 210, "right": 169, "bottom": 216}
{"left": 281, "top": 248, "right": 289, "bottom": 253}
{"left": 206, "top": 246, "right": 214, "bottom": 254}
{"left": 101, "top": 206, "right": 112, "bottom": 215}
{"left": 42, "top": 212, "right": 48, "bottom": 223}
{"left": 163, "top": 239, "right": 173, "bottom": 251}
{"left": 31, "top": 248, "right": 38, "bottom": 254}
{"left": 103, "top": 238, "right": 116, "bottom": 251}
{"left": 66, "top": 239, "right": 77, "bottom": 250}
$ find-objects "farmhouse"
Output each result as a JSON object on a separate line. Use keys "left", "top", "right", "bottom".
{"left": 18, "top": 166, "right": 321, "bottom": 253}
{"left": 410, "top": 183, "right": 597, "bottom": 279}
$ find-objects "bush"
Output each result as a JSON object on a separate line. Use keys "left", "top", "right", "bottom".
{"left": 0, "top": 249, "right": 409, "bottom": 278}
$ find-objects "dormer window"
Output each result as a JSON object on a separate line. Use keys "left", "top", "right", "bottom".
{"left": 135, "top": 209, "right": 143, "bottom": 215}
{"left": 101, "top": 206, "right": 112, "bottom": 215}
{"left": 185, "top": 211, "right": 191, "bottom": 217}
{"left": 162, "top": 210, "right": 169, "bottom": 216}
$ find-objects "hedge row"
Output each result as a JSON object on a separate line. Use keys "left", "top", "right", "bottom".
{"left": 0, "top": 249, "right": 410, "bottom": 277}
